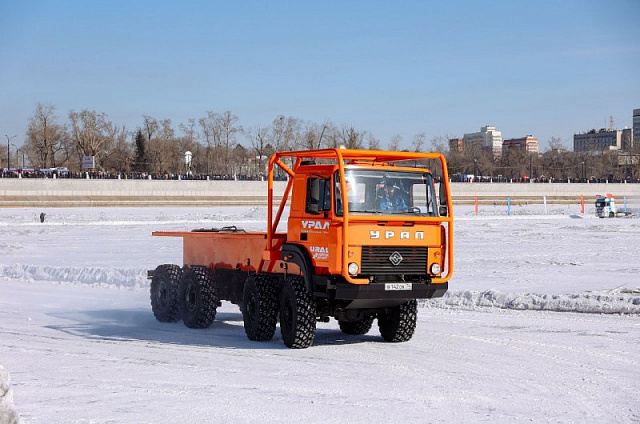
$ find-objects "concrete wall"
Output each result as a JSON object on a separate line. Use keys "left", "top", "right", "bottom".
{"left": 451, "top": 182, "right": 639, "bottom": 204}
{"left": 0, "top": 178, "right": 638, "bottom": 207}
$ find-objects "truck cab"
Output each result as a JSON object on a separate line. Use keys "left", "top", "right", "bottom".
{"left": 276, "top": 151, "right": 452, "bottom": 320}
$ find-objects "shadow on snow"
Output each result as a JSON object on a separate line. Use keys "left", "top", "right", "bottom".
{"left": 45, "top": 308, "right": 384, "bottom": 350}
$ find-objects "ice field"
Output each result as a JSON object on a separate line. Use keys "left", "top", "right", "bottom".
{"left": 1, "top": 204, "right": 639, "bottom": 423}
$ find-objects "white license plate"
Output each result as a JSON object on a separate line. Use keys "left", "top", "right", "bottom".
{"left": 385, "top": 283, "right": 412, "bottom": 291}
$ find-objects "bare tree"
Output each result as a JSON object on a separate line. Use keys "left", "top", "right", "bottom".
{"left": 198, "top": 111, "right": 220, "bottom": 174}
{"left": 143, "top": 116, "right": 158, "bottom": 145}
{"left": 388, "top": 135, "right": 402, "bottom": 151}
{"left": 180, "top": 118, "right": 197, "bottom": 145}
{"left": 297, "top": 121, "right": 328, "bottom": 150}
{"left": 339, "top": 125, "right": 366, "bottom": 149}
{"left": 217, "top": 111, "right": 242, "bottom": 175}
{"left": 68, "top": 109, "right": 113, "bottom": 170}
{"left": 547, "top": 136, "right": 565, "bottom": 151}
{"left": 248, "top": 126, "right": 270, "bottom": 177}
{"left": 271, "top": 115, "right": 302, "bottom": 153}
{"left": 159, "top": 119, "right": 175, "bottom": 140}
{"left": 412, "top": 133, "right": 426, "bottom": 152}
{"left": 102, "top": 123, "right": 131, "bottom": 172}
{"left": 429, "top": 135, "right": 449, "bottom": 154}
{"left": 25, "top": 103, "right": 70, "bottom": 168}
{"left": 367, "top": 134, "right": 381, "bottom": 150}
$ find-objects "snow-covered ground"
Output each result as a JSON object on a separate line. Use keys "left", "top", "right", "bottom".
{"left": 1, "top": 205, "right": 639, "bottom": 423}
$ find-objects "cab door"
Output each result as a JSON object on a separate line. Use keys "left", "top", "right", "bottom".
{"left": 289, "top": 176, "right": 332, "bottom": 268}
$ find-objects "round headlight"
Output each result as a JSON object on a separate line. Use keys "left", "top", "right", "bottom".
{"left": 348, "top": 262, "right": 359, "bottom": 276}
{"left": 430, "top": 263, "right": 441, "bottom": 275}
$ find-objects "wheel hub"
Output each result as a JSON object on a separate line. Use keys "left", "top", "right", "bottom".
{"left": 186, "top": 285, "right": 197, "bottom": 312}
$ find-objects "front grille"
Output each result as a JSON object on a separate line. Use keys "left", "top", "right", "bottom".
{"left": 360, "top": 246, "right": 428, "bottom": 276}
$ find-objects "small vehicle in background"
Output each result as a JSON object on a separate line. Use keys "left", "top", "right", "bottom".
{"left": 595, "top": 194, "right": 617, "bottom": 218}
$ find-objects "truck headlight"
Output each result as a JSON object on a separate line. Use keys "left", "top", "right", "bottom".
{"left": 348, "top": 262, "right": 359, "bottom": 276}
{"left": 430, "top": 263, "right": 441, "bottom": 275}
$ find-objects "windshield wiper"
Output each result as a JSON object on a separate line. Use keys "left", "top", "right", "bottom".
{"left": 350, "top": 209, "right": 383, "bottom": 214}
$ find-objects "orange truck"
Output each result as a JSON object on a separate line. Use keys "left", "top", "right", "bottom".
{"left": 149, "top": 148, "right": 453, "bottom": 348}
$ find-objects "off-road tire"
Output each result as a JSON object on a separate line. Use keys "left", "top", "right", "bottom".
{"left": 150, "top": 264, "right": 182, "bottom": 322}
{"left": 279, "top": 276, "right": 316, "bottom": 349}
{"left": 178, "top": 266, "right": 218, "bottom": 329}
{"left": 242, "top": 274, "right": 278, "bottom": 341}
{"left": 339, "top": 315, "right": 375, "bottom": 335}
{"left": 378, "top": 300, "right": 417, "bottom": 342}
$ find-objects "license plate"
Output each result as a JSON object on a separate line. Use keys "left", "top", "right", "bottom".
{"left": 385, "top": 283, "right": 412, "bottom": 291}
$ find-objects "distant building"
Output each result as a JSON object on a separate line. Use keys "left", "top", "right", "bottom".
{"left": 622, "top": 128, "right": 633, "bottom": 150}
{"left": 633, "top": 109, "right": 640, "bottom": 144}
{"left": 463, "top": 126, "right": 503, "bottom": 156}
{"left": 573, "top": 129, "right": 623, "bottom": 152}
{"left": 502, "top": 136, "right": 539, "bottom": 154}
{"left": 449, "top": 138, "right": 464, "bottom": 153}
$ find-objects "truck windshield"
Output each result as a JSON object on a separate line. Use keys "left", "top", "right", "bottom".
{"left": 335, "top": 169, "right": 438, "bottom": 216}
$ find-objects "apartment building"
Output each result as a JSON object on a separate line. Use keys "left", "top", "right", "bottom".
{"left": 463, "top": 126, "right": 503, "bottom": 156}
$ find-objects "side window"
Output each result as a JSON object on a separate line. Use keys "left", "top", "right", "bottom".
{"left": 411, "top": 183, "right": 435, "bottom": 215}
{"left": 334, "top": 175, "right": 342, "bottom": 216}
{"left": 322, "top": 179, "right": 332, "bottom": 211}
{"left": 306, "top": 178, "right": 331, "bottom": 214}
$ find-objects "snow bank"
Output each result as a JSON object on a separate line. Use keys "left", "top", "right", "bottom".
{"left": 0, "top": 264, "right": 148, "bottom": 289}
{"left": 425, "top": 288, "right": 640, "bottom": 314}
{"left": 2, "top": 263, "right": 638, "bottom": 315}
{"left": 0, "top": 365, "right": 24, "bottom": 424}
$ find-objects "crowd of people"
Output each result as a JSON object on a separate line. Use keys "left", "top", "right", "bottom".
{"left": 0, "top": 168, "right": 287, "bottom": 181}
{"left": 450, "top": 173, "right": 640, "bottom": 184}
{"left": 1, "top": 168, "right": 638, "bottom": 183}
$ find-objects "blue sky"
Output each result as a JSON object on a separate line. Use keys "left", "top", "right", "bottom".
{"left": 1, "top": 0, "right": 638, "bottom": 151}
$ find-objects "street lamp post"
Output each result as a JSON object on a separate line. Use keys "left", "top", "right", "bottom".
{"left": 5, "top": 135, "right": 16, "bottom": 170}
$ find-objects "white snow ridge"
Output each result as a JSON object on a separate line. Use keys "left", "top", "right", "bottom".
{"left": 0, "top": 264, "right": 147, "bottom": 289}
{"left": 429, "top": 289, "right": 640, "bottom": 314}
{"left": 0, "top": 365, "right": 24, "bottom": 424}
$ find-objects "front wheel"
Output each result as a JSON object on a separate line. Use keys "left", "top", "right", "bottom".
{"left": 178, "top": 266, "right": 218, "bottom": 329}
{"left": 279, "top": 276, "right": 316, "bottom": 349}
{"left": 242, "top": 274, "right": 278, "bottom": 341}
{"left": 378, "top": 300, "right": 418, "bottom": 342}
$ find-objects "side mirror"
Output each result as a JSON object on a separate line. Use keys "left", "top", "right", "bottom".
{"left": 438, "top": 181, "right": 448, "bottom": 216}
{"left": 438, "top": 181, "right": 447, "bottom": 205}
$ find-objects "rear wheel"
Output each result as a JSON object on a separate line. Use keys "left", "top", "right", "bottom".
{"left": 179, "top": 266, "right": 218, "bottom": 329}
{"left": 279, "top": 276, "right": 316, "bottom": 349}
{"left": 378, "top": 300, "right": 418, "bottom": 342}
{"left": 339, "top": 316, "right": 374, "bottom": 335}
{"left": 150, "top": 264, "right": 182, "bottom": 322}
{"left": 242, "top": 274, "right": 278, "bottom": 341}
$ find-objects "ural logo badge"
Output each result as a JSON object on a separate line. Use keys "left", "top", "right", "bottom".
{"left": 389, "top": 251, "right": 403, "bottom": 266}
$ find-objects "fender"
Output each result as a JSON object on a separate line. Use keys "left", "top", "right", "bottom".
{"left": 281, "top": 243, "right": 315, "bottom": 294}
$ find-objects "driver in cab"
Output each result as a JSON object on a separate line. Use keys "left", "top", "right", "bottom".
{"left": 379, "top": 181, "right": 407, "bottom": 212}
